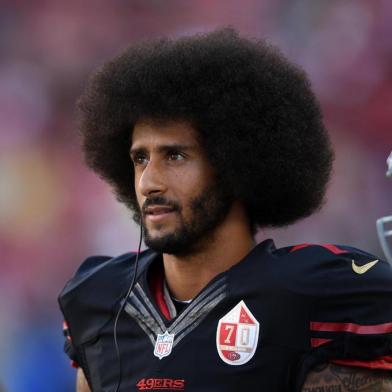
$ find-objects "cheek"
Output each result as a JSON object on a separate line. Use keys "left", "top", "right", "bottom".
{"left": 176, "top": 175, "right": 212, "bottom": 207}
{"left": 187, "top": 174, "right": 214, "bottom": 198}
{"left": 134, "top": 175, "right": 143, "bottom": 204}
{"left": 179, "top": 162, "right": 214, "bottom": 188}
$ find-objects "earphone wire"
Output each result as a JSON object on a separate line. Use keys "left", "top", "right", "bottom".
{"left": 113, "top": 222, "right": 143, "bottom": 392}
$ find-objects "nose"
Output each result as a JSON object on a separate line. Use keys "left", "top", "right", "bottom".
{"left": 137, "top": 159, "right": 167, "bottom": 197}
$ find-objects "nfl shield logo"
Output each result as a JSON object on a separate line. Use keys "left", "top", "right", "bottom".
{"left": 216, "top": 300, "right": 260, "bottom": 365}
{"left": 154, "top": 331, "right": 175, "bottom": 359}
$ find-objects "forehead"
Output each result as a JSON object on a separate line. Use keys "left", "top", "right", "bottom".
{"left": 131, "top": 119, "right": 200, "bottom": 149}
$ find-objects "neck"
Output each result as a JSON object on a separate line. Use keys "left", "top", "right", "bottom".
{"left": 162, "top": 202, "right": 255, "bottom": 301}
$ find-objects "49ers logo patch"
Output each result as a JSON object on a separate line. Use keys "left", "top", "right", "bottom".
{"left": 136, "top": 378, "right": 185, "bottom": 390}
{"left": 216, "top": 300, "right": 259, "bottom": 365}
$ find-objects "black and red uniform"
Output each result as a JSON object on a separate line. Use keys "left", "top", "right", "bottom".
{"left": 59, "top": 239, "right": 392, "bottom": 391}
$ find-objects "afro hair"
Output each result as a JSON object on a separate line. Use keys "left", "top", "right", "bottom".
{"left": 77, "top": 27, "right": 334, "bottom": 230}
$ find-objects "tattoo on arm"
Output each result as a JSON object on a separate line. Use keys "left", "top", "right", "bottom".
{"left": 302, "top": 363, "right": 392, "bottom": 392}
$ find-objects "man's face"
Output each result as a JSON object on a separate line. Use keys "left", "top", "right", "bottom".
{"left": 130, "top": 119, "right": 231, "bottom": 255}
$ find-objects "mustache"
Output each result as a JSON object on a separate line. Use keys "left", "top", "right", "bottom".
{"left": 142, "top": 197, "right": 181, "bottom": 213}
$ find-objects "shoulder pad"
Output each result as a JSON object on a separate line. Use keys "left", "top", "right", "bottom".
{"left": 287, "top": 243, "right": 375, "bottom": 258}
{"left": 279, "top": 243, "right": 392, "bottom": 296}
{"left": 58, "top": 249, "right": 156, "bottom": 346}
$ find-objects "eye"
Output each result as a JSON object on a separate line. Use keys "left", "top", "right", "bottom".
{"left": 167, "top": 150, "right": 186, "bottom": 162}
{"left": 131, "top": 152, "right": 148, "bottom": 166}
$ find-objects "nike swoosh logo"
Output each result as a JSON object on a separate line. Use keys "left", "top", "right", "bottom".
{"left": 352, "top": 259, "right": 379, "bottom": 274}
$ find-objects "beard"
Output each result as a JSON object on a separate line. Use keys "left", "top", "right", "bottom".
{"left": 141, "top": 185, "right": 232, "bottom": 256}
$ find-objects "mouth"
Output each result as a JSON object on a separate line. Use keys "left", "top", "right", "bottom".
{"left": 143, "top": 205, "right": 176, "bottom": 222}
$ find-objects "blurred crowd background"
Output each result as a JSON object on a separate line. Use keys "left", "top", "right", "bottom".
{"left": 0, "top": 0, "right": 391, "bottom": 390}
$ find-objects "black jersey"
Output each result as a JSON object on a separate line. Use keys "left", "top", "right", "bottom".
{"left": 59, "top": 240, "right": 392, "bottom": 391}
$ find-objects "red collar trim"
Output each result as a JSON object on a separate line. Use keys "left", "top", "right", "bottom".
{"left": 149, "top": 262, "right": 171, "bottom": 320}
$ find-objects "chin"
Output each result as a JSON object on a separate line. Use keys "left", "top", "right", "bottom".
{"left": 146, "top": 227, "right": 175, "bottom": 240}
{"left": 144, "top": 231, "right": 190, "bottom": 255}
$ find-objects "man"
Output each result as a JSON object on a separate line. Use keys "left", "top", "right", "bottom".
{"left": 59, "top": 28, "right": 392, "bottom": 391}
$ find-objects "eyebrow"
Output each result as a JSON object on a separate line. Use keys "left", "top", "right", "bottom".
{"left": 129, "top": 144, "right": 197, "bottom": 155}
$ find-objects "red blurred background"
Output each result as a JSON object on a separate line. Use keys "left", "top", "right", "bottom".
{"left": 0, "top": 1, "right": 390, "bottom": 390}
